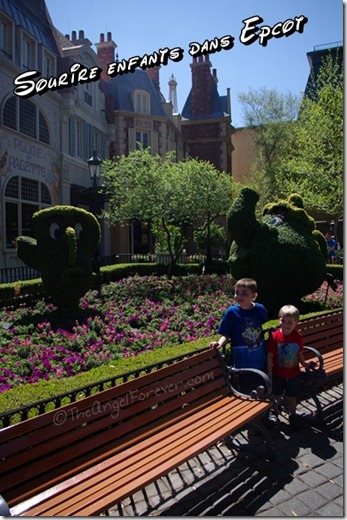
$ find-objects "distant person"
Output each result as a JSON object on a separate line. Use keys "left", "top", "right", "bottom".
{"left": 326, "top": 232, "right": 337, "bottom": 264}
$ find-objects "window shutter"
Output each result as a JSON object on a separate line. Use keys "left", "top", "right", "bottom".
{"left": 83, "top": 121, "right": 89, "bottom": 160}
{"left": 69, "top": 116, "right": 76, "bottom": 156}
{"left": 150, "top": 131, "right": 158, "bottom": 155}
{"left": 128, "top": 128, "right": 136, "bottom": 152}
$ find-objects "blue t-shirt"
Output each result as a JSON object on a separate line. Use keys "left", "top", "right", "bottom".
{"left": 218, "top": 303, "right": 268, "bottom": 370}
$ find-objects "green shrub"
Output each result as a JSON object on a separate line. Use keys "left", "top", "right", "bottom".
{"left": 0, "top": 278, "right": 46, "bottom": 307}
{"left": 326, "top": 263, "right": 343, "bottom": 281}
{"left": 16, "top": 206, "right": 101, "bottom": 308}
{"left": 0, "top": 263, "right": 201, "bottom": 309}
{"left": 228, "top": 188, "right": 327, "bottom": 315}
{"left": 0, "top": 337, "right": 212, "bottom": 414}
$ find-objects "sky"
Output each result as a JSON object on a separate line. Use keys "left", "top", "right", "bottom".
{"left": 45, "top": 0, "right": 343, "bottom": 127}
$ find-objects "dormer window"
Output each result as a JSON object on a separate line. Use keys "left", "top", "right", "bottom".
{"left": 22, "top": 34, "right": 35, "bottom": 70}
{"left": 0, "top": 13, "right": 13, "bottom": 60}
{"left": 133, "top": 90, "right": 150, "bottom": 115}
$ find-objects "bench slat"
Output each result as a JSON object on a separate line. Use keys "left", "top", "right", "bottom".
{"left": 4, "top": 350, "right": 245, "bottom": 504}
{"left": 298, "top": 311, "right": 342, "bottom": 380}
{"left": 3, "top": 380, "right": 229, "bottom": 502}
{"left": 0, "top": 348, "right": 220, "bottom": 443}
{"left": 13, "top": 395, "right": 270, "bottom": 517}
{"left": 1, "top": 356, "right": 222, "bottom": 460}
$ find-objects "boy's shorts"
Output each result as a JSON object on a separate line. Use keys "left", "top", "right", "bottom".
{"left": 272, "top": 374, "right": 301, "bottom": 397}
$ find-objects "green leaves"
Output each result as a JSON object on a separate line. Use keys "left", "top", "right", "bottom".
{"left": 277, "top": 53, "right": 343, "bottom": 223}
{"left": 102, "top": 150, "right": 233, "bottom": 275}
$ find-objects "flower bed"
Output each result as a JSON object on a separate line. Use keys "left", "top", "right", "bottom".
{"left": 0, "top": 275, "right": 342, "bottom": 393}
{"left": 0, "top": 275, "right": 235, "bottom": 392}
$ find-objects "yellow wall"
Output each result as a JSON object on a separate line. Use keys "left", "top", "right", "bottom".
{"left": 231, "top": 127, "right": 258, "bottom": 184}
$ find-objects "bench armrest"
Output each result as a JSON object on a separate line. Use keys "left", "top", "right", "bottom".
{"left": 303, "top": 345, "right": 324, "bottom": 371}
{"left": 226, "top": 366, "right": 273, "bottom": 400}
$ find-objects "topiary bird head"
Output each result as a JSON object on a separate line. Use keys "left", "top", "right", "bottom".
{"left": 16, "top": 206, "right": 101, "bottom": 308}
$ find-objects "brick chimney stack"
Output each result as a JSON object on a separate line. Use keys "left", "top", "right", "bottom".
{"left": 190, "top": 54, "right": 212, "bottom": 116}
{"left": 212, "top": 68, "right": 218, "bottom": 84}
{"left": 95, "top": 32, "right": 117, "bottom": 80}
{"left": 146, "top": 66, "right": 160, "bottom": 91}
{"left": 68, "top": 30, "right": 92, "bottom": 47}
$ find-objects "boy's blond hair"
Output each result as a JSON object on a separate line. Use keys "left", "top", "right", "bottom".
{"left": 278, "top": 305, "right": 300, "bottom": 321}
{"left": 235, "top": 277, "right": 258, "bottom": 293}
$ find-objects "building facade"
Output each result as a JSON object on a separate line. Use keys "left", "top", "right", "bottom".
{"left": 182, "top": 55, "right": 233, "bottom": 174}
{"left": 0, "top": 0, "right": 63, "bottom": 270}
{"left": 0, "top": 0, "right": 234, "bottom": 271}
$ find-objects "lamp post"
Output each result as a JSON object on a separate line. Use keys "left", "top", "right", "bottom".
{"left": 87, "top": 150, "right": 102, "bottom": 216}
{"left": 87, "top": 150, "right": 102, "bottom": 276}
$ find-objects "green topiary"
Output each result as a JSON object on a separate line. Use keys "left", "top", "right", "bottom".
{"left": 227, "top": 188, "right": 327, "bottom": 315}
{"left": 16, "top": 206, "right": 101, "bottom": 308}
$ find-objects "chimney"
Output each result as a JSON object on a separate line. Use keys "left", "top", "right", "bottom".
{"left": 95, "top": 31, "right": 118, "bottom": 81}
{"left": 69, "top": 30, "right": 92, "bottom": 47}
{"left": 146, "top": 66, "right": 160, "bottom": 91}
{"left": 190, "top": 54, "right": 212, "bottom": 116}
{"left": 212, "top": 68, "right": 218, "bottom": 84}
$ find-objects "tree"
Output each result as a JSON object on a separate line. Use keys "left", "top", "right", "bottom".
{"left": 238, "top": 88, "right": 301, "bottom": 206}
{"left": 276, "top": 53, "right": 343, "bottom": 241}
{"left": 102, "top": 148, "right": 233, "bottom": 277}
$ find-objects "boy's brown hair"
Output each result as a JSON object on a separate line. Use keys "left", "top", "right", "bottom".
{"left": 278, "top": 304, "right": 300, "bottom": 321}
{"left": 235, "top": 277, "right": 258, "bottom": 294}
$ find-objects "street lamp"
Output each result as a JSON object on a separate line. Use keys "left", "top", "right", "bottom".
{"left": 86, "top": 150, "right": 102, "bottom": 276}
{"left": 87, "top": 151, "right": 102, "bottom": 208}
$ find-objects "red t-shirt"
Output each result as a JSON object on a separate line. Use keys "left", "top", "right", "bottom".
{"left": 266, "top": 328, "right": 304, "bottom": 378}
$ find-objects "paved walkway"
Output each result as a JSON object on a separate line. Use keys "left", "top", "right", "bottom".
{"left": 106, "top": 381, "right": 343, "bottom": 517}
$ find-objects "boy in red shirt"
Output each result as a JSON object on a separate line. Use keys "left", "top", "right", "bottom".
{"left": 267, "top": 305, "right": 311, "bottom": 427}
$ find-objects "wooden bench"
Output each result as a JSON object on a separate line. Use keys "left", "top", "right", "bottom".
{"left": 297, "top": 309, "right": 343, "bottom": 422}
{"left": 0, "top": 348, "right": 272, "bottom": 517}
{"left": 298, "top": 309, "right": 343, "bottom": 380}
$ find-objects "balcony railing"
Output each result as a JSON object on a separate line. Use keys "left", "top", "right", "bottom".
{"left": 314, "top": 41, "right": 343, "bottom": 51}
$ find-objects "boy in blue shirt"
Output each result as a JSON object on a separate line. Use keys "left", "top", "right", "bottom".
{"left": 210, "top": 278, "right": 268, "bottom": 391}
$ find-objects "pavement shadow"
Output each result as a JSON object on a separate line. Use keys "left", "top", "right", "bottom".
{"left": 114, "top": 383, "right": 343, "bottom": 516}
{"left": 155, "top": 391, "right": 343, "bottom": 516}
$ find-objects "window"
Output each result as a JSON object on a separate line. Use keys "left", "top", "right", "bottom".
{"left": 22, "top": 35, "right": 35, "bottom": 69}
{"left": 0, "top": 15, "right": 13, "bottom": 60}
{"left": 68, "top": 116, "right": 104, "bottom": 160}
{"left": 19, "top": 98, "right": 36, "bottom": 139}
{"left": 2, "top": 96, "right": 16, "bottom": 129}
{"left": 133, "top": 90, "right": 150, "bottom": 114}
{"left": 39, "top": 111, "right": 49, "bottom": 144}
{"left": 4, "top": 176, "right": 52, "bottom": 248}
{"left": 2, "top": 96, "right": 50, "bottom": 144}
{"left": 43, "top": 50, "right": 55, "bottom": 77}
{"left": 84, "top": 83, "right": 93, "bottom": 106}
{"left": 0, "top": 21, "right": 6, "bottom": 51}
{"left": 128, "top": 128, "right": 158, "bottom": 154}
{"left": 136, "top": 131, "right": 149, "bottom": 149}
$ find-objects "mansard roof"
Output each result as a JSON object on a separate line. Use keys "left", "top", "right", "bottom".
{"left": 105, "top": 69, "right": 167, "bottom": 117}
{"left": 1, "top": 0, "right": 58, "bottom": 54}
